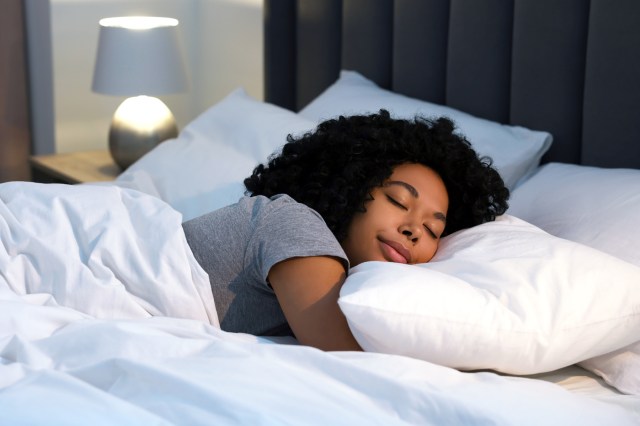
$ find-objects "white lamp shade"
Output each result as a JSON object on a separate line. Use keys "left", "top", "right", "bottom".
{"left": 92, "top": 16, "right": 188, "bottom": 96}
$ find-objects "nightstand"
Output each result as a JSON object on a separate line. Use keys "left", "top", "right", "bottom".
{"left": 30, "top": 150, "right": 121, "bottom": 184}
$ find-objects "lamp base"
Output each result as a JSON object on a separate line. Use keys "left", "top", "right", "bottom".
{"left": 109, "top": 95, "right": 178, "bottom": 169}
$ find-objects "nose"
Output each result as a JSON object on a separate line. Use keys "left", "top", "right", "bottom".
{"left": 400, "top": 224, "right": 422, "bottom": 243}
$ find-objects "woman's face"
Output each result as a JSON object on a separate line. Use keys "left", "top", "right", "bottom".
{"left": 341, "top": 163, "right": 449, "bottom": 267}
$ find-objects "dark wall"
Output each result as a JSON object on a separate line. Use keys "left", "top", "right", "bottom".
{"left": 0, "top": 0, "right": 32, "bottom": 182}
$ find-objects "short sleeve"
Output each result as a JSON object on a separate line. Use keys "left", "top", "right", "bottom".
{"left": 244, "top": 195, "right": 349, "bottom": 286}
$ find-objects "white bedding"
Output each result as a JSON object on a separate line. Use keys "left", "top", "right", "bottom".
{"left": 1, "top": 182, "right": 638, "bottom": 425}
{"left": 0, "top": 182, "right": 217, "bottom": 324}
{"left": 2, "top": 308, "right": 638, "bottom": 425}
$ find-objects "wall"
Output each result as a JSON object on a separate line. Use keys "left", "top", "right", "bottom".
{"left": 25, "top": 0, "right": 56, "bottom": 155}
{"left": 50, "top": 0, "right": 263, "bottom": 153}
{"left": 0, "top": 0, "right": 32, "bottom": 181}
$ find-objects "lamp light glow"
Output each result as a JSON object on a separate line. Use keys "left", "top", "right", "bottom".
{"left": 112, "top": 96, "right": 175, "bottom": 134}
{"left": 99, "top": 16, "right": 178, "bottom": 30}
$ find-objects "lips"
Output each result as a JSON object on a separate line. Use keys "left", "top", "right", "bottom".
{"left": 379, "top": 238, "right": 411, "bottom": 264}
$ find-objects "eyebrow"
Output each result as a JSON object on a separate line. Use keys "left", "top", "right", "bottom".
{"left": 385, "top": 180, "right": 418, "bottom": 197}
{"left": 385, "top": 180, "right": 447, "bottom": 223}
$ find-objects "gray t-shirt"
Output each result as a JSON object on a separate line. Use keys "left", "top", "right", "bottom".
{"left": 182, "top": 194, "right": 349, "bottom": 336}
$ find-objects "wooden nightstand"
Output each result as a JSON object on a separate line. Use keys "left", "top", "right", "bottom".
{"left": 30, "top": 150, "right": 121, "bottom": 184}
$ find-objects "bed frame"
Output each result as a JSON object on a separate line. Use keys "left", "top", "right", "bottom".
{"left": 264, "top": 0, "right": 640, "bottom": 169}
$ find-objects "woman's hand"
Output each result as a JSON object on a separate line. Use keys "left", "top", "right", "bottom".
{"left": 268, "top": 256, "right": 362, "bottom": 351}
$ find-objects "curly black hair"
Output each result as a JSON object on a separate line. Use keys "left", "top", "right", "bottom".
{"left": 244, "top": 110, "right": 509, "bottom": 241}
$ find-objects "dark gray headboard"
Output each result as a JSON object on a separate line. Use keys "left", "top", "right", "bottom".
{"left": 264, "top": 0, "right": 640, "bottom": 169}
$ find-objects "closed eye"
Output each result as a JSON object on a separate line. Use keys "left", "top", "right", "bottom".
{"left": 424, "top": 225, "right": 438, "bottom": 239}
{"left": 386, "top": 195, "right": 407, "bottom": 210}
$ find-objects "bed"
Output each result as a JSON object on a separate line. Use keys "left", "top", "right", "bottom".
{"left": 1, "top": 0, "right": 639, "bottom": 424}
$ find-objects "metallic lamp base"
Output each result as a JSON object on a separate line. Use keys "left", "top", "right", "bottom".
{"left": 108, "top": 96, "right": 178, "bottom": 169}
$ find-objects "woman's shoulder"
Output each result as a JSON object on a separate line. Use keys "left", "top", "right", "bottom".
{"left": 183, "top": 194, "right": 326, "bottom": 235}
{"left": 237, "top": 194, "right": 320, "bottom": 218}
{"left": 184, "top": 194, "right": 300, "bottom": 224}
{"left": 239, "top": 193, "right": 297, "bottom": 208}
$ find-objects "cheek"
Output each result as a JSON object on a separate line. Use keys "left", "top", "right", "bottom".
{"left": 341, "top": 217, "right": 369, "bottom": 256}
{"left": 345, "top": 215, "right": 366, "bottom": 240}
{"left": 416, "top": 240, "right": 440, "bottom": 263}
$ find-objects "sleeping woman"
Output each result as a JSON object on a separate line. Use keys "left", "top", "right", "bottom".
{"left": 182, "top": 110, "right": 509, "bottom": 351}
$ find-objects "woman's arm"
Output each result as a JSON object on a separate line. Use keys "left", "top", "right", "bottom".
{"left": 268, "top": 256, "right": 362, "bottom": 351}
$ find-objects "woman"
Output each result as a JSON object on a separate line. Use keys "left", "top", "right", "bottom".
{"left": 183, "top": 110, "right": 509, "bottom": 351}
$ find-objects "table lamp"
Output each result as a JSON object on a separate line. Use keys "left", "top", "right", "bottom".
{"left": 92, "top": 16, "right": 188, "bottom": 169}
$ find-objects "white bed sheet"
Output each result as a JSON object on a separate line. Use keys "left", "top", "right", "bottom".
{"left": 1, "top": 182, "right": 638, "bottom": 425}
{"left": 1, "top": 298, "right": 638, "bottom": 426}
{"left": 532, "top": 365, "right": 640, "bottom": 419}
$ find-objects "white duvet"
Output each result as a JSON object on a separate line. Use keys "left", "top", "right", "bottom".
{"left": 1, "top": 182, "right": 638, "bottom": 425}
{"left": 0, "top": 182, "right": 217, "bottom": 324}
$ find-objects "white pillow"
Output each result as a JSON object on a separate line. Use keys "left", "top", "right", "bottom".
{"left": 300, "top": 70, "right": 552, "bottom": 190}
{"left": 509, "top": 162, "right": 640, "bottom": 394}
{"left": 338, "top": 215, "right": 640, "bottom": 376}
{"left": 115, "top": 88, "right": 316, "bottom": 221}
{"left": 509, "top": 162, "right": 640, "bottom": 266}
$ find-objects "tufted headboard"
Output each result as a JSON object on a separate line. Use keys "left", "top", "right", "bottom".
{"left": 264, "top": 0, "right": 640, "bottom": 168}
